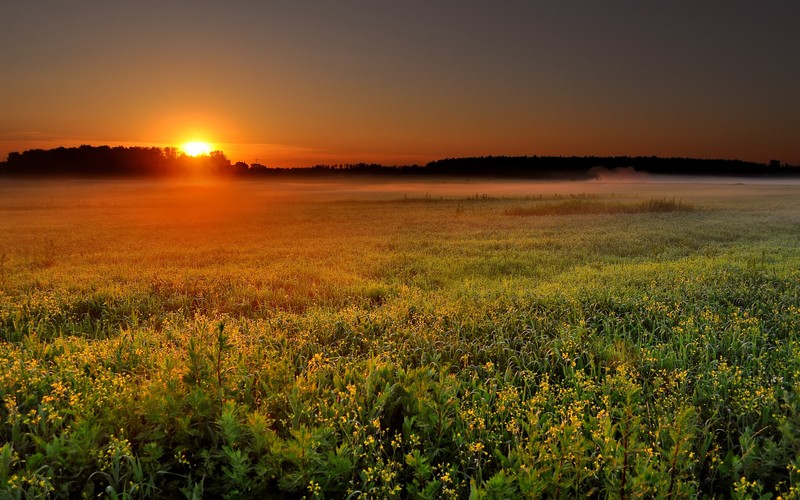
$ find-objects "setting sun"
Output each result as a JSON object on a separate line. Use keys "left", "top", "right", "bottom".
{"left": 181, "top": 141, "right": 213, "bottom": 157}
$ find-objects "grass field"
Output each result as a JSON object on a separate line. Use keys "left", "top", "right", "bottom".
{"left": 2, "top": 177, "right": 800, "bottom": 498}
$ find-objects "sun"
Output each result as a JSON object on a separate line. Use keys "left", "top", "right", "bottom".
{"left": 181, "top": 141, "right": 213, "bottom": 157}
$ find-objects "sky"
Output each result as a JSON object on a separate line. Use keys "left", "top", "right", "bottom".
{"left": 1, "top": 1, "right": 798, "bottom": 167}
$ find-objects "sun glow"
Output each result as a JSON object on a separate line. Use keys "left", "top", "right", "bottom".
{"left": 181, "top": 141, "right": 213, "bottom": 157}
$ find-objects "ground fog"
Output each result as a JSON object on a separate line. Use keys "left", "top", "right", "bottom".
{"left": 2, "top": 177, "right": 800, "bottom": 497}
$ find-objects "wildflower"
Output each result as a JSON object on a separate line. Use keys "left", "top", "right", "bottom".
{"left": 469, "top": 442, "right": 485, "bottom": 454}
{"left": 308, "top": 480, "right": 322, "bottom": 497}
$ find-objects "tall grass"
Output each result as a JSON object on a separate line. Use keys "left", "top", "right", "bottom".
{"left": 504, "top": 197, "right": 694, "bottom": 216}
{"left": 1, "top": 180, "right": 800, "bottom": 497}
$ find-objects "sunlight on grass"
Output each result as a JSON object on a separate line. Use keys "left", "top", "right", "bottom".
{"left": 1, "top": 180, "right": 800, "bottom": 497}
{"left": 504, "top": 197, "right": 695, "bottom": 216}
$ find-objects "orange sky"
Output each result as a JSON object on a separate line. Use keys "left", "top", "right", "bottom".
{"left": 1, "top": 2, "right": 798, "bottom": 167}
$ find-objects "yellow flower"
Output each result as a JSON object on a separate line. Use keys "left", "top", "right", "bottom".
{"left": 469, "top": 442, "right": 485, "bottom": 454}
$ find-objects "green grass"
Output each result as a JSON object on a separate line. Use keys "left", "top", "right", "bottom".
{"left": 504, "top": 197, "right": 695, "bottom": 216}
{"left": 1, "top": 179, "right": 800, "bottom": 497}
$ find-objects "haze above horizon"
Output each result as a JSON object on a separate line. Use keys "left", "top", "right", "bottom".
{"left": 2, "top": 1, "right": 798, "bottom": 167}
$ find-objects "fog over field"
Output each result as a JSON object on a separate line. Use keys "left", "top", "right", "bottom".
{"left": 3, "top": 176, "right": 800, "bottom": 497}
{"left": 4, "top": 0, "right": 800, "bottom": 494}
{"left": 3, "top": 177, "right": 800, "bottom": 260}
{"left": 3, "top": 174, "right": 800, "bottom": 205}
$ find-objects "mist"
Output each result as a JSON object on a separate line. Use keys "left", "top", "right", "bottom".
{"left": 3, "top": 175, "right": 800, "bottom": 216}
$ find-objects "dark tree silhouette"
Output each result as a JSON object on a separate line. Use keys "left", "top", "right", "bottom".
{"left": 1, "top": 147, "right": 797, "bottom": 179}
{"left": 0, "top": 145, "right": 235, "bottom": 177}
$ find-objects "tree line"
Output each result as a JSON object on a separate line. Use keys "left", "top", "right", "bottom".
{"left": 0, "top": 145, "right": 235, "bottom": 177}
{"left": 1, "top": 146, "right": 797, "bottom": 178}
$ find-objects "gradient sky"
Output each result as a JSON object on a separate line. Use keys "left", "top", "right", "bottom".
{"left": 2, "top": 1, "right": 798, "bottom": 166}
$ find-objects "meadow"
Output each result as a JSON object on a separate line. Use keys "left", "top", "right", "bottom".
{"left": 1, "top": 177, "right": 800, "bottom": 498}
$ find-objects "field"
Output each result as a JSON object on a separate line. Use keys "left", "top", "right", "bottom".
{"left": 2, "top": 177, "right": 800, "bottom": 498}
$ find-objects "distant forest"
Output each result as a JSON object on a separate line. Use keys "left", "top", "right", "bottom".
{"left": 1, "top": 145, "right": 798, "bottom": 179}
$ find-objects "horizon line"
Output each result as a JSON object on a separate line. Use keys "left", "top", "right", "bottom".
{"left": 2, "top": 144, "right": 795, "bottom": 170}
